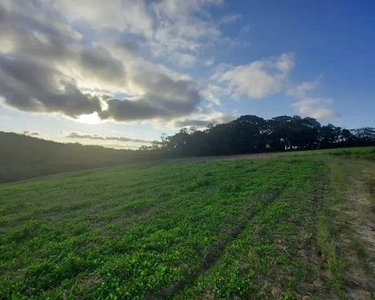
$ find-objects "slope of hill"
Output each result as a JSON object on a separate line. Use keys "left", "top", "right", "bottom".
{"left": 0, "top": 132, "right": 157, "bottom": 183}
{"left": 1, "top": 151, "right": 375, "bottom": 299}
{"left": 2, "top": 128, "right": 375, "bottom": 184}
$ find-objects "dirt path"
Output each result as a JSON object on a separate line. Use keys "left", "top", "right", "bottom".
{"left": 326, "top": 158, "right": 375, "bottom": 299}
{"left": 347, "top": 177, "right": 375, "bottom": 299}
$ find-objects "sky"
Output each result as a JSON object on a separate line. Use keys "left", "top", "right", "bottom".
{"left": 0, "top": 0, "right": 374, "bottom": 149}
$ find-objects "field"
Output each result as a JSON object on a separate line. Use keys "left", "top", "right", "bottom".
{"left": 1, "top": 148, "right": 375, "bottom": 299}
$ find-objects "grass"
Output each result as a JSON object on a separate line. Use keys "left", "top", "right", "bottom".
{"left": 1, "top": 147, "right": 375, "bottom": 299}
{"left": 0, "top": 160, "right": 323, "bottom": 299}
{"left": 283, "top": 145, "right": 375, "bottom": 162}
{"left": 178, "top": 162, "right": 326, "bottom": 299}
{"left": 315, "top": 156, "right": 375, "bottom": 298}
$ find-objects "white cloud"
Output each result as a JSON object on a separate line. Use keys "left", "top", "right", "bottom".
{"left": 173, "top": 111, "right": 236, "bottom": 128}
{"left": 219, "top": 13, "right": 241, "bottom": 25}
{"left": 238, "top": 25, "right": 251, "bottom": 34}
{"left": 204, "top": 57, "right": 215, "bottom": 66}
{"left": 56, "top": 0, "right": 224, "bottom": 66}
{"left": 287, "top": 79, "right": 319, "bottom": 99}
{"left": 210, "top": 52, "right": 338, "bottom": 120}
{"left": 170, "top": 52, "right": 197, "bottom": 67}
{"left": 288, "top": 79, "right": 339, "bottom": 119}
{"left": 150, "top": 0, "right": 224, "bottom": 63}
{"left": 200, "top": 84, "right": 226, "bottom": 105}
{"left": 214, "top": 53, "right": 295, "bottom": 99}
{"left": 293, "top": 99, "right": 339, "bottom": 119}
{"left": 56, "top": 0, "right": 153, "bottom": 37}
{"left": 66, "top": 131, "right": 152, "bottom": 143}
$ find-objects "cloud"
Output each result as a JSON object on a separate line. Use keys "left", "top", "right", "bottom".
{"left": 219, "top": 13, "right": 241, "bottom": 25}
{"left": 170, "top": 52, "right": 197, "bottom": 67}
{"left": 0, "top": 0, "right": 220, "bottom": 123}
{"left": 57, "top": 0, "right": 224, "bottom": 67}
{"left": 288, "top": 79, "right": 339, "bottom": 119}
{"left": 210, "top": 53, "right": 338, "bottom": 120}
{"left": 56, "top": 0, "right": 153, "bottom": 37}
{"left": 287, "top": 80, "right": 318, "bottom": 99}
{"left": 0, "top": 56, "right": 102, "bottom": 117}
{"left": 150, "top": 0, "right": 223, "bottom": 58}
{"left": 0, "top": 2, "right": 127, "bottom": 91}
{"left": 200, "top": 84, "right": 226, "bottom": 105}
{"left": 66, "top": 132, "right": 152, "bottom": 143}
{"left": 97, "top": 61, "right": 201, "bottom": 121}
{"left": 292, "top": 99, "right": 339, "bottom": 119}
{"left": 214, "top": 53, "right": 295, "bottom": 99}
{"left": 23, "top": 131, "right": 39, "bottom": 136}
{"left": 238, "top": 25, "right": 251, "bottom": 34}
{"left": 0, "top": 0, "right": 337, "bottom": 127}
{"left": 173, "top": 112, "right": 236, "bottom": 128}
{"left": 204, "top": 58, "right": 215, "bottom": 67}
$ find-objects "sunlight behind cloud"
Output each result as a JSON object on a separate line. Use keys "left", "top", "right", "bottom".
{"left": 3, "top": 0, "right": 373, "bottom": 145}
{"left": 77, "top": 112, "right": 103, "bottom": 124}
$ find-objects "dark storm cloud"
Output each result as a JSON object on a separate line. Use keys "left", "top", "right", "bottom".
{"left": 66, "top": 132, "right": 152, "bottom": 143}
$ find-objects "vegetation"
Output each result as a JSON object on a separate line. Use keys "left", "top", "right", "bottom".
{"left": 0, "top": 132, "right": 163, "bottom": 183}
{"left": 326, "top": 147, "right": 375, "bottom": 162}
{"left": 280, "top": 146, "right": 375, "bottom": 163}
{"left": 1, "top": 147, "right": 375, "bottom": 299}
{"left": 151, "top": 115, "right": 375, "bottom": 156}
{"left": 1, "top": 116, "right": 375, "bottom": 298}
{"left": 2, "top": 115, "right": 375, "bottom": 183}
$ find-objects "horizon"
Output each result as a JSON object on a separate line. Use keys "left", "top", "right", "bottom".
{"left": 2, "top": 113, "right": 374, "bottom": 151}
{"left": 1, "top": 0, "right": 374, "bottom": 149}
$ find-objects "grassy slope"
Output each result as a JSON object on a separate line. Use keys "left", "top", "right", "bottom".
{"left": 317, "top": 157, "right": 375, "bottom": 298}
{"left": 1, "top": 158, "right": 328, "bottom": 299}
{"left": 1, "top": 130, "right": 374, "bottom": 185}
{"left": 0, "top": 132, "right": 156, "bottom": 184}
{"left": 283, "top": 146, "right": 375, "bottom": 162}
{"left": 1, "top": 148, "right": 375, "bottom": 299}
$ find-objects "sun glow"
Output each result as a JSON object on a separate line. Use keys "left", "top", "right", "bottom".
{"left": 77, "top": 112, "right": 103, "bottom": 124}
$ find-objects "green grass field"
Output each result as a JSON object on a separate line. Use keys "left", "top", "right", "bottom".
{"left": 1, "top": 148, "right": 375, "bottom": 299}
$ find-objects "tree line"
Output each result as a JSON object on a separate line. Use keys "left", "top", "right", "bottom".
{"left": 2, "top": 115, "right": 375, "bottom": 182}
{"left": 143, "top": 115, "right": 375, "bottom": 156}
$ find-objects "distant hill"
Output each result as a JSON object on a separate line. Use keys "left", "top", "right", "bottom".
{"left": 0, "top": 132, "right": 157, "bottom": 183}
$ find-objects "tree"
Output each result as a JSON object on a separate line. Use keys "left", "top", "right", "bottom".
{"left": 158, "top": 115, "right": 374, "bottom": 157}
